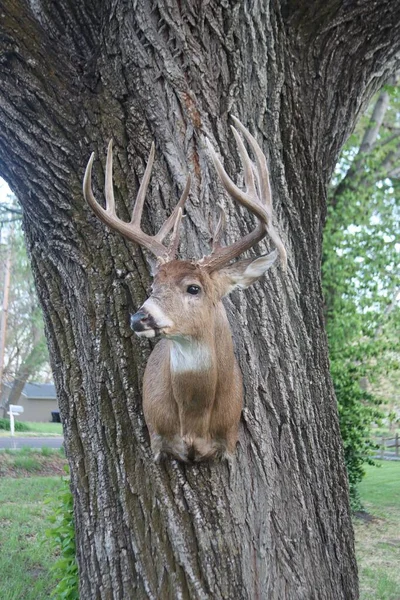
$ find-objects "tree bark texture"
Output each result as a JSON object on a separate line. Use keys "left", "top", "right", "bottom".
{"left": 1, "top": 2, "right": 400, "bottom": 598}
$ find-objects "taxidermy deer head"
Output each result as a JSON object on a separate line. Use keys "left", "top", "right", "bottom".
{"left": 83, "top": 117, "right": 286, "bottom": 462}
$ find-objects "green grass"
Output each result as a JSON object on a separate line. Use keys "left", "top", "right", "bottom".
{"left": 1, "top": 447, "right": 64, "bottom": 457}
{"left": 3, "top": 449, "right": 30, "bottom": 457}
{"left": 0, "top": 476, "right": 64, "bottom": 600}
{"left": 11, "top": 456, "right": 42, "bottom": 472}
{"left": 24, "top": 422, "right": 63, "bottom": 435}
{"left": 3, "top": 446, "right": 33, "bottom": 455}
{"left": 355, "top": 461, "right": 400, "bottom": 600}
{"left": 0, "top": 448, "right": 67, "bottom": 477}
{"left": 0, "top": 420, "right": 63, "bottom": 437}
{"left": 358, "top": 462, "right": 400, "bottom": 511}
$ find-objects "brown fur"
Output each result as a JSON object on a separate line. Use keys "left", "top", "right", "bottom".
{"left": 142, "top": 261, "right": 243, "bottom": 462}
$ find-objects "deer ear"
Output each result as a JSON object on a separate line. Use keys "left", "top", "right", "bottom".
{"left": 215, "top": 250, "right": 278, "bottom": 296}
{"left": 147, "top": 256, "right": 159, "bottom": 277}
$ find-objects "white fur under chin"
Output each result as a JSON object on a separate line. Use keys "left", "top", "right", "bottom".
{"left": 170, "top": 338, "right": 212, "bottom": 374}
{"left": 136, "top": 329, "right": 156, "bottom": 339}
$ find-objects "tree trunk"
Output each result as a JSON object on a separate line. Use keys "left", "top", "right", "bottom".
{"left": 1, "top": 2, "right": 400, "bottom": 598}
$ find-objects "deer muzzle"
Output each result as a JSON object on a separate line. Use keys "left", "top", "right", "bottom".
{"left": 130, "top": 299, "right": 174, "bottom": 338}
{"left": 130, "top": 310, "right": 159, "bottom": 338}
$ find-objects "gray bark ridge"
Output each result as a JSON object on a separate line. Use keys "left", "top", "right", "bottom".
{"left": 1, "top": 1, "right": 400, "bottom": 599}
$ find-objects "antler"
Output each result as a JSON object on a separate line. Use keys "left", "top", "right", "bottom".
{"left": 83, "top": 140, "right": 191, "bottom": 263}
{"left": 200, "top": 116, "right": 287, "bottom": 272}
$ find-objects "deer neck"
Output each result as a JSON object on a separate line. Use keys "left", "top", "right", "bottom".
{"left": 169, "top": 336, "right": 214, "bottom": 375}
{"left": 168, "top": 302, "right": 234, "bottom": 379}
{"left": 168, "top": 303, "right": 236, "bottom": 437}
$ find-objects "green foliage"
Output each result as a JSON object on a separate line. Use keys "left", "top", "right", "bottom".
{"left": 46, "top": 469, "right": 79, "bottom": 600}
{"left": 324, "top": 85, "right": 400, "bottom": 509}
{"left": 12, "top": 455, "right": 42, "bottom": 472}
{"left": 0, "top": 417, "right": 31, "bottom": 431}
{"left": 0, "top": 191, "right": 51, "bottom": 413}
{"left": 333, "top": 359, "right": 382, "bottom": 510}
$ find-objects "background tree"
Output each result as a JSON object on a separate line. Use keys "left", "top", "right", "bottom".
{"left": 0, "top": 189, "right": 50, "bottom": 416}
{"left": 323, "top": 84, "right": 400, "bottom": 507}
{"left": 1, "top": 2, "right": 400, "bottom": 598}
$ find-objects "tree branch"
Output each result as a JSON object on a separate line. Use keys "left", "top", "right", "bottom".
{"left": 376, "top": 130, "right": 400, "bottom": 149}
{"left": 359, "top": 90, "right": 391, "bottom": 153}
{"left": 285, "top": 1, "right": 400, "bottom": 184}
{"left": 328, "top": 83, "right": 399, "bottom": 208}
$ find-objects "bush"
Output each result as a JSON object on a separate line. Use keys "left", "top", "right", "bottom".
{"left": 0, "top": 417, "right": 31, "bottom": 432}
{"left": 46, "top": 468, "right": 79, "bottom": 600}
{"left": 332, "top": 358, "right": 382, "bottom": 511}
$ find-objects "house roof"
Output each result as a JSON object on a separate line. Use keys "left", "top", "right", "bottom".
{"left": 22, "top": 383, "right": 56, "bottom": 399}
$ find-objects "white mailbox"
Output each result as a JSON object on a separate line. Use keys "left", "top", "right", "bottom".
{"left": 7, "top": 404, "right": 24, "bottom": 436}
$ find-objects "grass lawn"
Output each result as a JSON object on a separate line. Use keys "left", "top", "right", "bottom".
{"left": 355, "top": 461, "right": 400, "bottom": 600}
{"left": 23, "top": 422, "right": 63, "bottom": 435}
{"left": 0, "top": 421, "right": 63, "bottom": 437}
{"left": 0, "top": 448, "right": 67, "bottom": 477}
{"left": 0, "top": 476, "right": 64, "bottom": 600}
{"left": 0, "top": 455, "right": 398, "bottom": 598}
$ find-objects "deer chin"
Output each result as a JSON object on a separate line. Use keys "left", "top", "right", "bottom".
{"left": 136, "top": 326, "right": 172, "bottom": 339}
{"left": 135, "top": 329, "right": 157, "bottom": 339}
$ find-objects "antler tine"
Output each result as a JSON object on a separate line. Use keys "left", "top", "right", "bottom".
{"left": 131, "top": 142, "right": 155, "bottom": 225}
{"left": 229, "top": 126, "right": 258, "bottom": 200}
{"left": 155, "top": 174, "right": 191, "bottom": 243}
{"left": 211, "top": 204, "right": 226, "bottom": 252}
{"left": 165, "top": 207, "right": 184, "bottom": 261}
{"left": 205, "top": 138, "right": 269, "bottom": 225}
{"left": 266, "top": 224, "right": 287, "bottom": 270}
{"left": 83, "top": 141, "right": 191, "bottom": 263}
{"left": 200, "top": 116, "right": 287, "bottom": 272}
{"left": 231, "top": 116, "right": 273, "bottom": 220}
{"left": 105, "top": 140, "right": 116, "bottom": 216}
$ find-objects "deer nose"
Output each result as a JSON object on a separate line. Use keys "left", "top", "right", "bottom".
{"left": 130, "top": 310, "right": 155, "bottom": 332}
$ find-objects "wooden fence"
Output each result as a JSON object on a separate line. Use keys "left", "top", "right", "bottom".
{"left": 374, "top": 434, "right": 400, "bottom": 459}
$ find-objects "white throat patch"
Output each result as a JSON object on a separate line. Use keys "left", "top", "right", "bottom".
{"left": 170, "top": 339, "right": 212, "bottom": 374}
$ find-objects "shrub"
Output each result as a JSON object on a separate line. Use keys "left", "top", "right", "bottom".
{"left": 0, "top": 417, "right": 31, "bottom": 432}
{"left": 46, "top": 468, "right": 79, "bottom": 600}
{"left": 332, "top": 358, "right": 382, "bottom": 511}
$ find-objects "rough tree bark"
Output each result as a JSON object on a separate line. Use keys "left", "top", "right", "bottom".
{"left": 1, "top": 2, "right": 400, "bottom": 598}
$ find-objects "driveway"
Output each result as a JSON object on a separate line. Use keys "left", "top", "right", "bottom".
{"left": 0, "top": 436, "right": 64, "bottom": 449}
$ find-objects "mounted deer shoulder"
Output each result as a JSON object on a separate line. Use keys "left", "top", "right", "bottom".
{"left": 83, "top": 116, "right": 286, "bottom": 463}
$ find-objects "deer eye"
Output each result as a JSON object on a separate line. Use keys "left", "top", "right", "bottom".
{"left": 187, "top": 285, "right": 201, "bottom": 295}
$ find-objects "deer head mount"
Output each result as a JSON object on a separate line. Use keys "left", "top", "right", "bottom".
{"left": 83, "top": 116, "right": 286, "bottom": 462}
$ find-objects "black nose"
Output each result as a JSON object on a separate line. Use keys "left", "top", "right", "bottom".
{"left": 130, "top": 310, "right": 155, "bottom": 332}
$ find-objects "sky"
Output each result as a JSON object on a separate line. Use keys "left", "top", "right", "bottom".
{"left": 0, "top": 177, "right": 18, "bottom": 245}
{"left": 0, "top": 177, "right": 12, "bottom": 206}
